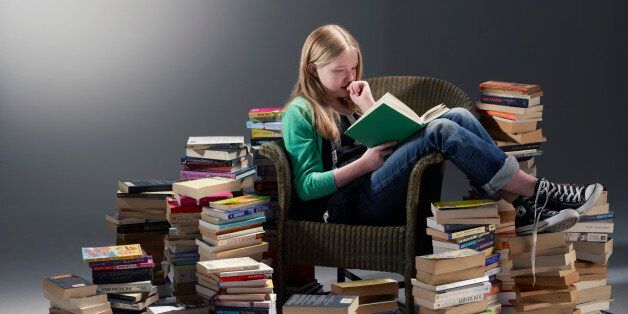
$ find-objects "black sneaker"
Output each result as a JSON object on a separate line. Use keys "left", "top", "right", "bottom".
{"left": 529, "top": 178, "right": 603, "bottom": 215}
{"left": 514, "top": 197, "right": 580, "bottom": 235}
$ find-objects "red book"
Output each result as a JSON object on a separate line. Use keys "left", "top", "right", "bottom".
{"left": 178, "top": 193, "right": 233, "bottom": 207}
{"left": 167, "top": 198, "right": 203, "bottom": 213}
{"left": 479, "top": 81, "right": 541, "bottom": 95}
{"left": 218, "top": 274, "right": 268, "bottom": 282}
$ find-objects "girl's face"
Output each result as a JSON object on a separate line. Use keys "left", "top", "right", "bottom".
{"left": 312, "top": 49, "right": 358, "bottom": 99}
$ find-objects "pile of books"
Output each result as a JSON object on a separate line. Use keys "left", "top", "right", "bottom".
{"left": 247, "top": 107, "right": 284, "bottom": 263}
{"left": 44, "top": 274, "right": 112, "bottom": 314}
{"left": 81, "top": 244, "right": 158, "bottom": 312}
{"left": 196, "top": 257, "right": 276, "bottom": 313}
{"left": 565, "top": 189, "right": 613, "bottom": 312}
{"left": 476, "top": 81, "right": 545, "bottom": 174}
{"left": 283, "top": 294, "right": 358, "bottom": 314}
{"left": 331, "top": 278, "right": 399, "bottom": 313}
{"left": 107, "top": 179, "right": 174, "bottom": 284}
{"left": 427, "top": 200, "right": 499, "bottom": 254}
{"left": 181, "top": 136, "right": 256, "bottom": 193}
{"left": 411, "top": 249, "right": 498, "bottom": 313}
{"left": 197, "top": 195, "right": 270, "bottom": 262}
{"left": 493, "top": 201, "right": 518, "bottom": 312}
{"left": 508, "top": 232, "right": 585, "bottom": 313}
{"left": 164, "top": 177, "right": 239, "bottom": 302}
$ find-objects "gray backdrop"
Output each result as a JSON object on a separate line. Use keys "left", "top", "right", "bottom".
{"left": 1, "top": 0, "right": 627, "bottom": 312}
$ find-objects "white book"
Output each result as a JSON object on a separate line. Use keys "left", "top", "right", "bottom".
{"left": 413, "top": 282, "right": 489, "bottom": 303}
{"left": 576, "top": 299, "right": 611, "bottom": 313}
{"left": 565, "top": 221, "right": 614, "bottom": 233}
{"left": 197, "top": 257, "right": 259, "bottom": 274}
{"left": 564, "top": 232, "right": 610, "bottom": 243}
{"left": 97, "top": 281, "right": 153, "bottom": 293}
{"left": 110, "top": 293, "right": 158, "bottom": 311}
{"left": 574, "top": 279, "right": 607, "bottom": 290}
{"left": 186, "top": 136, "right": 244, "bottom": 148}
{"left": 185, "top": 147, "right": 248, "bottom": 161}
{"left": 195, "top": 237, "right": 262, "bottom": 253}
{"left": 172, "top": 177, "right": 240, "bottom": 200}
{"left": 411, "top": 276, "right": 489, "bottom": 292}
{"left": 214, "top": 262, "right": 274, "bottom": 278}
{"left": 44, "top": 291, "right": 107, "bottom": 310}
{"left": 414, "top": 293, "right": 484, "bottom": 310}
{"left": 212, "top": 226, "right": 265, "bottom": 240}
{"left": 202, "top": 231, "right": 264, "bottom": 247}
{"left": 196, "top": 283, "right": 218, "bottom": 299}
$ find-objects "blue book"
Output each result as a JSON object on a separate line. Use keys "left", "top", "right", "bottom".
{"left": 201, "top": 216, "right": 266, "bottom": 231}
{"left": 579, "top": 212, "right": 614, "bottom": 222}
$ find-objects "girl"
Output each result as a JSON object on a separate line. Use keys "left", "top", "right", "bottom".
{"left": 281, "top": 24, "right": 602, "bottom": 237}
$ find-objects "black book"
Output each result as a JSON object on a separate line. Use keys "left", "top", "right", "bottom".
{"left": 498, "top": 142, "right": 543, "bottom": 152}
{"left": 283, "top": 294, "right": 358, "bottom": 313}
{"left": 180, "top": 156, "right": 244, "bottom": 166}
{"left": 215, "top": 306, "right": 274, "bottom": 314}
{"left": 92, "top": 267, "right": 153, "bottom": 285}
{"left": 117, "top": 179, "right": 175, "bottom": 194}
{"left": 114, "top": 221, "right": 171, "bottom": 234}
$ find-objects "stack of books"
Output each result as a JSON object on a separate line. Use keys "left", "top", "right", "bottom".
{"left": 411, "top": 249, "right": 496, "bottom": 313}
{"left": 44, "top": 274, "right": 112, "bottom": 314}
{"left": 181, "top": 136, "right": 256, "bottom": 193}
{"left": 565, "top": 189, "right": 613, "bottom": 312}
{"left": 197, "top": 195, "right": 270, "bottom": 262}
{"left": 330, "top": 278, "right": 399, "bottom": 314}
{"left": 476, "top": 81, "right": 545, "bottom": 173}
{"left": 165, "top": 177, "right": 240, "bottom": 302}
{"left": 283, "top": 294, "right": 358, "bottom": 314}
{"left": 508, "top": 232, "right": 581, "bottom": 313}
{"left": 492, "top": 200, "right": 517, "bottom": 312}
{"left": 81, "top": 244, "right": 159, "bottom": 312}
{"left": 107, "top": 179, "right": 174, "bottom": 284}
{"left": 196, "top": 257, "right": 276, "bottom": 313}
{"left": 247, "top": 107, "right": 284, "bottom": 264}
{"left": 427, "top": 200, "right": 499, "bottom": 254}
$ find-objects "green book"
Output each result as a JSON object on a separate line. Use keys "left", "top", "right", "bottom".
{"left": 345, "top": 92, "right": 450, "bottom": 148}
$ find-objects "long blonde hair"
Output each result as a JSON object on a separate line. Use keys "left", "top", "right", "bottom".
{"left": 287, "top": 24, "right": 363, "bottom": 141}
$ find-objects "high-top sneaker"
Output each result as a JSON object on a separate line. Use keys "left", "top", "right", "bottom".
{"left": 528, "top": 178, "right": 603, "bottom": 215}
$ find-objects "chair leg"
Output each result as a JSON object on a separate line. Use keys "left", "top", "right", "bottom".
{"left": 404, "top": 275, "right": 414, "bottom": 313}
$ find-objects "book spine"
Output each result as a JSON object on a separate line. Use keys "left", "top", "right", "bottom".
{"left": 216, "top": 306, "right": 271, "bottom": 314}
{"left": 96, "top": 282, "right": 153, "bottom": 293}
{"left": 506, "top": 150, "right": 544, "bottom": 158}
{"left": 485, "top": 254, "right": 501, "bottom": 266}
{"left": 453, "top": 229, "right": 490, "bottom": 242}
{"left": 92, "top": 267, "right": 153, "bottom": 285}
{"left": 213, "top": 300, "right": 270, "bottom": 309}
{"left": 219, "top": 274, "right": 267, "bottom": 282}
{"left": 180, "top": 171, "right": 234, "bottom": 180}
{"left": 480, "top": 95, "right": 530, "bottom": 108}
{"left": 246, "top": 121, "right": 282, "bottom": 130}
{"left": 117, "top": 193, "right": 168, "bottom": 199}
{"left": 564, "top": 232, "right": 610, "bottom": 242}
{"left": 91, "top": 260, "right": 154, "bottom": 271}
{"left": 116, "top": 222, "right": 170, "bottom": 234}
{"left": 578, "top": 212, "right": 614, "bottom": 222}
{"left": 432, "top": 293, "right": 484, "bottom": 309}
{"left": 480, "top": 110, "right": 520, "bottom": 120}
{"left": 428, "top": 284, "right": 488, "bottom": 303}
{"left": 218, "top": 204, "right": 270, "bottom": 220}
{"left": 89, "top": 256, "right": 149, "bottom": 267}
{"left": 459, "top": 234, "right": 495, "bottom": 249}
{"left": 566, "top": 223, "right": 614, "bottom": 233}
{"left": 214, "top": 233, "right": 264, "bottom": 246}
{"left": 181, "top": 157, "right": 240, "bottom": 166}
{"left": 479, "top": 83, "right": 536, "bottom": 94}
{"left": 499, "top": 142, "right": 542, "bottom": 152}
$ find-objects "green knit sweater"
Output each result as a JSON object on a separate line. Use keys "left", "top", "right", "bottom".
{"left": 282, "top": 96, "right": 338, "bottom": 201}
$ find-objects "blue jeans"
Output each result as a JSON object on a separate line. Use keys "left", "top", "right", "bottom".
{"left": 355, "top": 107, "right": 519, "bottom": 225}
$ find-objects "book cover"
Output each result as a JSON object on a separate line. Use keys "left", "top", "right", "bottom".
{"left": 248, "top": 108, "right": 284, "bottom": 122}
{"left": 251, "top": 128, "right": 282, "bottom": 139}
{"left": 479, "top": 81, "right": 541, "bottom": 95}
{"left": 283, "top": 294, "right": 358, "bottom": 312}
{"left": 81, "top": 244, "right": 143, "bottom": 262}
{"left": 186, "top": 136, "right": 244, "bottom": 148}
{"left": 43, "top": 274, "right": 97, "bottom": 299}
{"left": 210, "top": 195, "right": 271, "bottom": 211}
{"left": 246, "top": 120, "right": 282, "bottom": 130}
{"left": 185, "top": 147, "right": 248, "bottom": 161}
{"left": 172, "top": 177, "right": 240, "bottom": 200}
{"left": 480, "top": 94, "right": 541, "bottom": 108}
{"left": 196, "top": 257, "right": 260, "bottom": 274}
{"left": 345, "top": 92, "right": 449, "bottom": 148}
{"left": 117, "top": 179, "right": 175, "bottom": 194}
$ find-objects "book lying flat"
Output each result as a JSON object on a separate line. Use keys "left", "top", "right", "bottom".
{"left": 345, "top": 92, "right": 449, "bottom": 148}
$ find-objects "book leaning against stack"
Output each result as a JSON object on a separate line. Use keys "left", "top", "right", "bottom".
{"left": 81, "top": 244, "right": 158, "bottom": 312}
{"left": 107, "top": 179, "right": 174, "bottom": 285}
{"left": 412, "top": 249, "right": 494, "bottom": 313}
{"left": 196, "top": 257, "right": 276, "bottom": 313}
{"left": 43, "top": 274, "right": 112, "bottom": 314}
{"left": 476, "top": 81, "right": 545, "bottom": 176}
{"left": 164, "top": 176, "right": 239, "bottom": 303}
{"left": 565, "top": 188, "right": 613, "bottom": 313}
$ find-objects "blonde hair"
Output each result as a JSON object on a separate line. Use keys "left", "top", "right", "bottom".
{"left": 287, "top": 24, "right": 363, "bottom": 141}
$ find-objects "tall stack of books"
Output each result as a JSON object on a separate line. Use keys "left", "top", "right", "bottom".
{"left": 196, "top": 257, "right": 276, "bottom": 313}
{"left": 197, "top": 195, "right": 270, "bottom": 263}
{"left": 81, "top": 244, "right": 159, "bottom": 312}
{"left": 476, "top": 81, "right": 545, "bottom": 176}
{"left": 107, "top": 179, "right": 174, "bottom": 284}
{"left": 565, "top": 189, "right": 613, "bottom": 312}
{"left": 508, "top": 232, "right": 581, "bottom": 313}
{"left": 330, "top": 278, "right": 399, "bottom": 314}
{"left": 181, "top": 136, "right": 256, "bottom": 193}
{"left": 44, "top": 274, "right": 112, "bottom": 314}
{"left": 247, "top": 107, "right": 284, "bottom": 265}
{"left": 164, "top": 177, "right": 240, "bottom": 302}
{"left": 411, "top": 249, "right": 494, "bottom": 313}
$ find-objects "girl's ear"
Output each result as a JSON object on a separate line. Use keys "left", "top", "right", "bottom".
{"left": 307, "top": 63, "right": 318, "bottom": 77}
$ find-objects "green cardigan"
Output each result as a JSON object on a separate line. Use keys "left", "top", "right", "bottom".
{"left": 282, "top": 96, "right": 338, "bottom": 201}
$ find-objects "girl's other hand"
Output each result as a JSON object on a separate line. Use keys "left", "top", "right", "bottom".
{"left": 348, "top": 81, "right": 376, "bottom": 112}
{"left": 359, "top": 141, "right": 397, "bottom": 173}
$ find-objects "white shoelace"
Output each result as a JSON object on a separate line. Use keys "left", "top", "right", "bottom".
{"left": 547, "top": 183, "right": 584, "bottom": 203}
{"left": 530, "top": 179, "right": 551, "bottom": 286}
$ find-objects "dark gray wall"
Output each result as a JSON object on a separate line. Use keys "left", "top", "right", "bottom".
{"left": 1, "top": 1, "right": 627, "bottom": 312}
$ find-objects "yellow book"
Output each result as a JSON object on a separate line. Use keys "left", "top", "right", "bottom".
{"left": 251, "top": 128, "right": 282, "bottom": 138}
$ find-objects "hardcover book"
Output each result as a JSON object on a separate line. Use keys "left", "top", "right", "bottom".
{"left": 345, "top": 92, "right": 449, "bottom": 148}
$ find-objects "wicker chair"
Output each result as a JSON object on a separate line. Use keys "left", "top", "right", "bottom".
{"left": 259, "top": 76, "right": 474, "bottom": 313}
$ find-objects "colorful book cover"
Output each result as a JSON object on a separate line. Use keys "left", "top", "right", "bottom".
{"left": 246, "top": 121, "right": 282, "bottom": 130}
{"left": 210, "top": 195, "right": 270, "bottom": 211}
{"left": 81, "top": 244, "right": 143, "bottom": 262}
{"left": 248, "top": 108, "right": 284, "bottom": 122}
{"left": 432, "top": 199, "right": 496, "bottom": 210}
{"left": 251, "top": 128, "right": 282, "bottom": 139}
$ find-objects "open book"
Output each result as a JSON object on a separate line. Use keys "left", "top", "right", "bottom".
{"left": 345, "top": 92, "right": 450, "bottom": 147}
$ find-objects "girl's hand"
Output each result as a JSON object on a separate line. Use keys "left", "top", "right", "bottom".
{"left": 348, "top": 81, "right": 376, "bottom": 112}
{"left": 358, "top": 141, "right": 397, "bottom": 173}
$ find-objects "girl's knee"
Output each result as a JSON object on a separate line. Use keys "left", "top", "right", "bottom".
{"left": 426, "top": 118, "right": 459, "bottom": 137}
{"left": 447, "top": 107, "right": 474, "bottom": 120}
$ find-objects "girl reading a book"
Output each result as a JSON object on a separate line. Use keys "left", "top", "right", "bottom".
{"left": 282, "top": 24, "right": 602, "bottom": 236}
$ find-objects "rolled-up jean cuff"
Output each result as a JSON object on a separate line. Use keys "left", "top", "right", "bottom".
{"left": 481, "top": 155, "right": 520, "bottom": 197}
